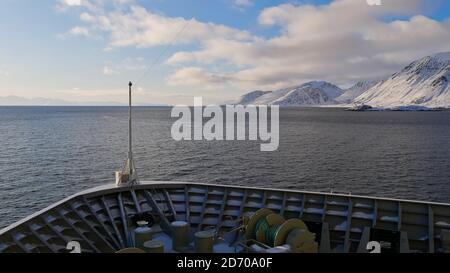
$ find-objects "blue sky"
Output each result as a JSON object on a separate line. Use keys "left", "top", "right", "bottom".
{"left": 1, "top": 0, "right": 450, "bottom": 105}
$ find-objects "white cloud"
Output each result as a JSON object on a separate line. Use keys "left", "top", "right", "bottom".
{"left": 58, "top": 26, "right": 94, "bottom": 39}
{"left": 55, "top": 0, "right": 135, "bottom": 13}
{"left": 76, "top": 6, "right": 252, "bottom": 48}
{"left": 166, "top": 0, "right": 450, "bottom": 89}
{"left": 166, "top": 67, "right": 230, "bottom": 86}
{"left": 68, "top": 26, "right": 91, "bottom": 37}
{"left": 103, "top": 66, "right": 120, "bottom": 75}
{"left": 233, "top": 0, "right": 253, "bottom": 7}
{"left": 101, "top": 58, "right": 146, "bottom": 76}
{"left": 61, "top": 0, "right": 450, "bottom": 91}
{"left": 64, "top": 0, "right": 82, "bottom": 6}
{"left": 55, "top": 0, "right": 86, "bottom": 12}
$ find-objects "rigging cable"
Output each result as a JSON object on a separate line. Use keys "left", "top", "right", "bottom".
{"left": 134, "top": 19, "right": 192, "bottom": 86}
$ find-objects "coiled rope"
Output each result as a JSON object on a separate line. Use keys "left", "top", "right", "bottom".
{"left": 253, "top": 217, "right": 283, "bottom": 247}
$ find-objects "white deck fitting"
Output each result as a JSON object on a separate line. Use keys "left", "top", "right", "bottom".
{"left": 0, "top": 181, "right": 450, "bottom": 253}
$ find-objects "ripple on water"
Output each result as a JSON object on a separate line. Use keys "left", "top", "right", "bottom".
{"left": 0, "top": 106, "right": 449, "bottom": 228}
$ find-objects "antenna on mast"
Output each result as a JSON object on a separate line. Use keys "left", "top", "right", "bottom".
{"left": 115, "top": 81, "right": 139, "bottom": 187}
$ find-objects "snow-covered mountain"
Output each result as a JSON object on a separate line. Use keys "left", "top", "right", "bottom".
{"left": 239, "top": 81, "right": 343, "bottom": 106}
{"left": 234, "top": 52, "right": 450, "bottom": 108}
{"left": 0, "top": 95, "right": 167, "bottom": 106}
{"left": 336, "top": 80, "right": 379, "bottom": 104}
{"left": 355, "top": 52, "right": 450, "bottom": 107}
{"left": 235, "top": 90, "right": 271, "bottom": 105}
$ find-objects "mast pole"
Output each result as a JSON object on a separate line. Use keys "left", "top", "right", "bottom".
{"left": 116, "top": 81, "right": 138, "bottom": 186}
{"left": 128, "top": 81, "right": 133, "bottom": 176}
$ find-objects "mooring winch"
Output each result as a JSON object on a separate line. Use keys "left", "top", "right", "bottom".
{"left": 243, "top": 208, "right": 318, "bottom": 253}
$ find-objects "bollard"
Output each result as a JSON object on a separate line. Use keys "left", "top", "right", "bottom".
{"left": 143, "top": 240, "right": 164, "bottom": 253}
{"left": 194, "top": 230, "right": 215, "bottom": 253}
{"left": 171, "top": 221, "right": 189, "bottom": 251}
{"left": 134, "top": 225, "right": 153, "bottom": 248}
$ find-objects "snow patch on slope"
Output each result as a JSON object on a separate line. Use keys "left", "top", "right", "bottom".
{"left": 336, "top": 80, "right": 379, "bottom": 103}
{"left": 245, "top": 81, "right": 343, "bottom": 106}
{"left": 235, "top": 90, "right": 271, "bottom": 105}
{"left": 355, "top": 52, "right": 450, "bottom": 108}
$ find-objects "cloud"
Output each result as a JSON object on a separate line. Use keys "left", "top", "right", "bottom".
{"left": 61, "top": 0, "right": 450, "bottom": 91}
{"left": 56, "top": 0, "right": 134, "bottom": 12}
{"left": 58, "top": 26, "right": 95, "bottom": 39}
{"left": 103, "top": 66, "right": 120, "bottom": 75}
{"left": 75, "top": 5, "right": 252, "bottom": 49}
{"left": 233, "top": 0, "right": 253, "bottom": 7}
{"left": 64, "top": 0, "right": 82, "bottom": 6}
{"left": 68, "top": 26, "right": 91, "bottom": 37}
{"left": 166, "top": 0, "right": 450, "bottom": 89}
{"left": 55, "top": 0, "right": 88, "bottom": 12}
{"left": 231, "top": 0, "right": 254, "bottom": 12}
{"left": 101, "top": 57, "right": 147, "bottom": 76}
{"left": 166, "top": 67, "right": 230, "bottom": 86}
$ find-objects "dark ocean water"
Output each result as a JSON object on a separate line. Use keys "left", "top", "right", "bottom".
{"left": 0, "top": 106, "right": 449, "bottom": 228}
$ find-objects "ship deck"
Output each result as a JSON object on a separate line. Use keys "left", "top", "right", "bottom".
{"left": 1, "top": 181, "right": 450, "bottom": 253}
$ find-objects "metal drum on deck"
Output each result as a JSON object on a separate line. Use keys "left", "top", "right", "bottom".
{"left": 143, "top": 240, "right": 164, "bottom": 253}
{"left": 194, "top": 230, "right": 215, "bottom": 253}
{"left": 171, "top": 221, "right": 189, "bottom": 251}
{"left": 134, "top": 226, "right": 153, "bottom": 248}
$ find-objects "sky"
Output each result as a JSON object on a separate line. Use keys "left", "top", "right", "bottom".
{"left": 1, "top": 0, "right": 450, "bottom": 105}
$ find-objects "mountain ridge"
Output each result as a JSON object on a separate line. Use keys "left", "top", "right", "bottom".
{"left": 236, "top": 81, "right": 344, "bottom": 106}
{"left": 234, "top": 52, "right": 450, "bottom": 108}
{"left": 0, "top": 95, "right": 167, "bottom": 106}
{"left": 354, "top": 52, "right": 450, "bottom": 107}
